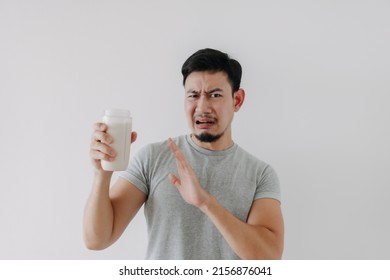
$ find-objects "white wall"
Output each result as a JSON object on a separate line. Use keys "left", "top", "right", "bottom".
{"left": 1, "top": 0, "right": 389, "bottom": 259}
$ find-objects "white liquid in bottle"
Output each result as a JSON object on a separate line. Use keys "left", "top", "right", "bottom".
{"left": 101, "top": 109, "right": 132, "bottom": 171}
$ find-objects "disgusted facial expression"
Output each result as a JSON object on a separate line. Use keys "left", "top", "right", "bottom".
{"left": 184, "top": 71, "right": 244, "bottom": 149}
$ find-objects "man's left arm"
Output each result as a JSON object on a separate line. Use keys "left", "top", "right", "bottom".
{"left": 168, "top": 138, "right": 284, "bottom": 260}
{"left": 200, "top": 196, "right": 284, "bottom": 259}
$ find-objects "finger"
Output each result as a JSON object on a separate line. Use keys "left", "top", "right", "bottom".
{"left": 168, "top": 138, "right": 185, "bottom": 170}
{"left": 92, "top": 141, "right": 117, "bottom": 158}
{"left": 93, "top": 122, "right": 108, "bottom": 132}
{"left": 169, "top": 139, "right": 192, "bottom": 175}
{"left": 168, "top": 137, "right": 177, "bottom": 153}
{"left": 168, "top": 173, "right": 181, "bottom": 188}
{"left": 92, "top": 130, "right": 113, "bottom": 144}
{"left": 90, "top": 149, "right": 115, "bottom": 162}
{"left": 131, "top": 131, "right": 137, "bottom": 143}
{"left": 168, "top": 138, "right": 185, "bottom": 162}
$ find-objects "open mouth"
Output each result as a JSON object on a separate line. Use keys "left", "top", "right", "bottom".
{"left": 195, "top": 120, "right": 215, "bottom": 125}
{"left": 194, "top": 117, "right": 217, "bottom": 129}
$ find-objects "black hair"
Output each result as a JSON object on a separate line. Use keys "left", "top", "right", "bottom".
{"left": 181, "top": 48, "right": 242, "bottom": 93}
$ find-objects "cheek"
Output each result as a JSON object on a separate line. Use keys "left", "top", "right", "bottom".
{"left": 217, "top": 102, "right": 233, "bottom": 116}
{"left": 185, "top": 101, "right": 192, "bottom": 112}
{"left": 218, "top": 105, "right": 235, "bottom": 125}
{"left": 184, "top": 103, "right": 195, "bottom": 120}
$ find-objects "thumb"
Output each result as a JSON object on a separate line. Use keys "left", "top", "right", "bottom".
{"left": 168, "top": 173, "right": 181, "bottom": 188}
{"left": 130, "top": 131, "right": 138, "bottom": 143}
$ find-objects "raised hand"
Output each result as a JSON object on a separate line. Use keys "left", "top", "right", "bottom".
{"left": 167, "top": 138, "right": 210, "bottom": 208}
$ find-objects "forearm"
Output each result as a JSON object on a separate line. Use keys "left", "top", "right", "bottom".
{"left": 200, "top": 195, "right": 283, "bottom": 260}
{"left": 83, "top": 171, "right": 114, "bottom": 250}
{"left": 167, "top": 139, "right": 283, "bottom": 259}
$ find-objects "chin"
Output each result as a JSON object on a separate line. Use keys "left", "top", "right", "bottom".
{"left": 194, "top": 132, "right": 223, "bottom": 143}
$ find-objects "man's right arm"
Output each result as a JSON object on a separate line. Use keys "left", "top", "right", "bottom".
{"left": 83, "top": 123, "right": 146, "bottom": 250}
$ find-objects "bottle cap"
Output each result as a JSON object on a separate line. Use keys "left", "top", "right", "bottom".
{"left": 104, "top": 109, "right": 131, "bottom": 118}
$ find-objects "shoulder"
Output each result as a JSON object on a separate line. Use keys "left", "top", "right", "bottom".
{"left": 235, "top": 145, "right": 279, "bottom": 185}
{"left": 144, "top": 135, "right": 186, "bottom": 151}
{"left": 235, "top": 145, "right": 271, "bottom": 170}
{"left": 134, "top": 135, "right": 186, "bottom": 160}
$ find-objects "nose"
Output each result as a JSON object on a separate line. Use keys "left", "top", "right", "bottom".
{"left": 195, "top": 94, "right": 212, "bottom": 114}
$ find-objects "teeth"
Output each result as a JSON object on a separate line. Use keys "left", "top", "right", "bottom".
{"left": 195, "top": 117, "right": 216, "bottom": 125}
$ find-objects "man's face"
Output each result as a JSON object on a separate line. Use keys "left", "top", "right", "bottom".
{"left": 184, "top": 71, "right": 242, "bottom": 144}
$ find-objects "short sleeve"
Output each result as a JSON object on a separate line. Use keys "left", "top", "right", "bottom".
{"left": 118, "top": 145, "right": 151, "bottom": 196}
{"left": 254, "top": 165, "right": 281, "bottom": 203}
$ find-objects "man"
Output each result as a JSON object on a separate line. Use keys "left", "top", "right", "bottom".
{"left": 84, "top": 48, "right": 284, "bottom": 259}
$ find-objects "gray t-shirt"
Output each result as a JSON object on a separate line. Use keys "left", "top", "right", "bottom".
{"left": 119, "top": 135, "right": 280, "bottom": 259}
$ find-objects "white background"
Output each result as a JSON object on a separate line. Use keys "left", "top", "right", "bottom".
{"left": 0, "top": 0, "right": 389, "bottom": 259}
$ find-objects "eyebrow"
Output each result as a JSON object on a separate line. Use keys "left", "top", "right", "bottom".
{"left": 205, "top": 88, "right": 223, "bottom": 94}
{"left": 186, "top": 88, "right": 223, "bottom": 94}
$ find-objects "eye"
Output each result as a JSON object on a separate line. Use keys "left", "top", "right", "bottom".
{"left": 187, "top": 93, "right": 199, "bottom": 99}
{"left": 210, "top": 93, "right": 222, "bottom": 98}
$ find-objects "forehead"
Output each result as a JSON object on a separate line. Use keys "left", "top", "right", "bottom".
{"left": 184, "top": 71, "right": 231, "bottom": 90}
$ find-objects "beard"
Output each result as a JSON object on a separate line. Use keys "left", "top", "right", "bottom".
{"left": 193, "top": 132, "right": 224, "bottom": 143}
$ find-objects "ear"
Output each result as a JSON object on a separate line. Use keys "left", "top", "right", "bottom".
{"left": 233, "top": 88, "right": 245, "bottom": 112}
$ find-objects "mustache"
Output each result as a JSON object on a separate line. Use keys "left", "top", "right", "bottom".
{"left": 193, "top": 114, "right": 218, "bottom": 121}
